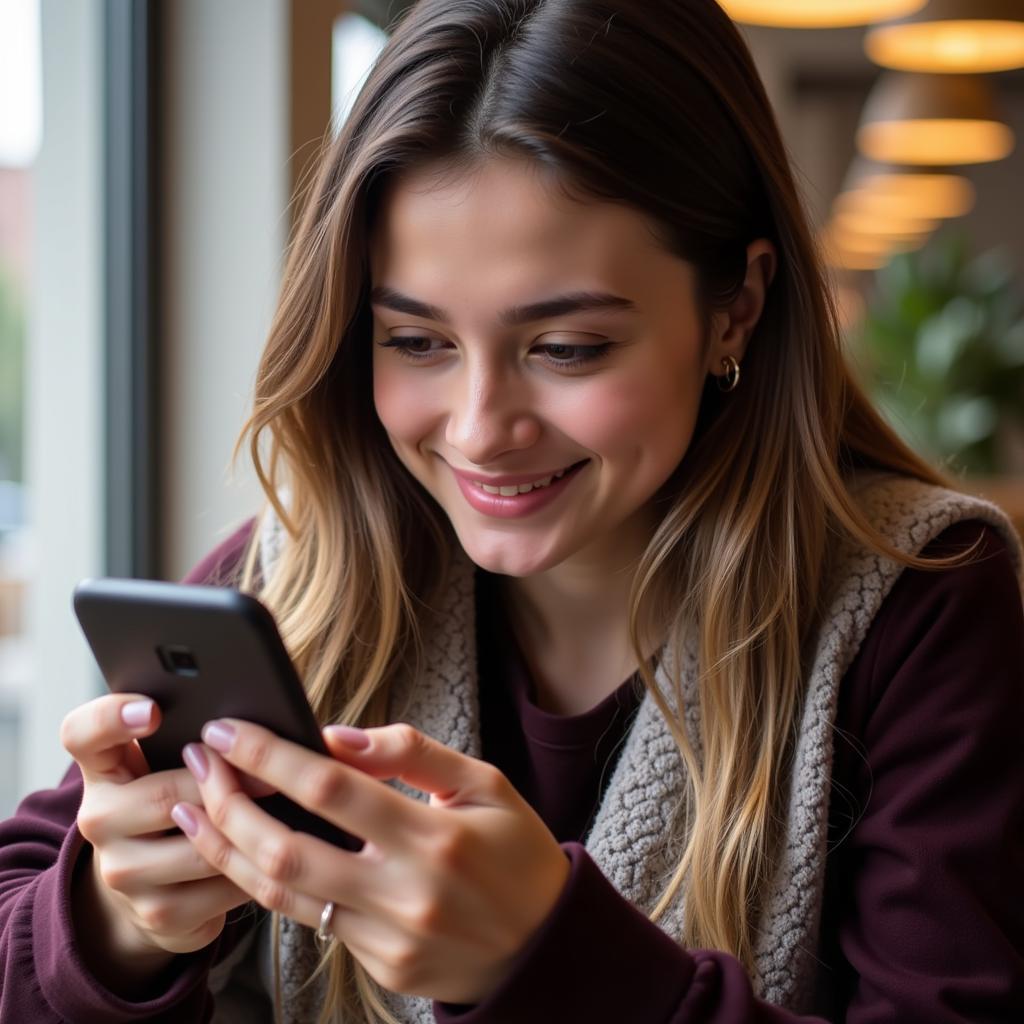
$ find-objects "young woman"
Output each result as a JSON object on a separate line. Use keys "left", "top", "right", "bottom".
{"left": 2, "top": 1, "right": 1022, "bottom": 1021}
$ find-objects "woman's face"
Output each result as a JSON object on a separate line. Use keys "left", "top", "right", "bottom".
{"left": 370, "top": 158, "right": 716, "bottom": 579}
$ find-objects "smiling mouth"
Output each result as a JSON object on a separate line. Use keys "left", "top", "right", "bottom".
{"left": 471, "top": 459, "right": 589, "bottom": 496}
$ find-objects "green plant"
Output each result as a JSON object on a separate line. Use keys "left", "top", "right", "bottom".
{"left": 851, "top": 230, "right": 1024, "bottom": 477}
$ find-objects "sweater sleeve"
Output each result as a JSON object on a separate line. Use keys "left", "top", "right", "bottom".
{"left": 433, "top": 843, "right": 828, "bottom": 1024}
{"left": 0, "top": 518, "right": 260, "bottom": 1021}
{"left": 434, "top": 520, "right": 1024, "bottom": 1024}
{"left": 820, "top": 519, "right": 1024, "bottom": 1021}
{"left": 0, "top": 764, "right": 238, "bottom": 1022}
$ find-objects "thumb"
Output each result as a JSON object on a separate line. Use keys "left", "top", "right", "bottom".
{"left": 322, "top": 723, "right": 505, "bottom": 809}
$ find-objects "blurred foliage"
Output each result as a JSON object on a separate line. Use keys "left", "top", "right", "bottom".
{"left": 0, "top": 261, "right": 26, "bottom": 482}
{"left": 852, "top": 231, "right": 1024, "bottom": 476}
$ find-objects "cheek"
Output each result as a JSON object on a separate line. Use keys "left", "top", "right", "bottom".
{"left": 372, "top": 360, "right": 437, "bottom": 446}
{"left": 560, "top": 364, "right": 704, "bottom": 461}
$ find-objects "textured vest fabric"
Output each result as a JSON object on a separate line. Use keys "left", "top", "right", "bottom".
{"left": 209, "top": 472, "right": 1023, "bottom": 1023}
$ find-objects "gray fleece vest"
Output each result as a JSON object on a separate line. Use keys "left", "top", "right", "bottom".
{"left": 208, "top": 472, "right": 1023, "bottom": 1023}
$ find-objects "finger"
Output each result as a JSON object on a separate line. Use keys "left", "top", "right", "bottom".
{"left": 60, "top": 695, "right": 163, "bottom": 784}
{"left": 131, "top": 873, "right": 253, "bottom": 946}
{"left": 79, "top": 767, "right": 203, "bottom": 843}
{"left": 172, "top": 796, "right": 366, "bottom": 927}
{"left": 98, "top": 833, "right": 228, "bottom": 892}
{"left": 322, "top": 722, "right": 508, "bottom": 809}
{"left": 176, "top": 746, "right": 375, "bottom": 911}
{"left": 237, "top": 769, "right": 277, "bottom": 799}
{"left": 197, "top": 721, "right": 434, "bottom": 848}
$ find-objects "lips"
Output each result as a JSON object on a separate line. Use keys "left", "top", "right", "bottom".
{"left": 451, "top": 459, "right": 590, "bottom": 519}
{"left": 475, "top": 468, "right": 567, "bottom": 495}
{"left": 451, "top": 459, "right": 589, "bottom": 488}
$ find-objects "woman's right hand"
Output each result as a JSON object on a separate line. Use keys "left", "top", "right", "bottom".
{"left": 60, "top": 693, "right": 252, "bottom": 987}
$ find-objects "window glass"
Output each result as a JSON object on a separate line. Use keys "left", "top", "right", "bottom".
{"left": 332, "top": 12, "right": 388, "bottom": 131}
{"left": 0, "top": 0, "right": 42, "bottom": 818}
{"left": 1, "top": 0, "right": 104, "bottom": 812}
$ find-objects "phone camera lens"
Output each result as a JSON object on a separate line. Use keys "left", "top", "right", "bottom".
{"left": 157, "top": 645, "right": 200, "bottom": 676}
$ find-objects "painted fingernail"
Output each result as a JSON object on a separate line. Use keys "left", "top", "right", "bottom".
{"left": 171, "top": 802, "right": 199, "bottom": 837}
{"left": 182, "top": 742, "right": 209, "bottom": 782}
{"left": 202, "top": 720, "right": 236, "bottom": 753}
{"left": 323, "top": 724, "right": 371, "bottom": 750}
{"left": 121, "top": 699, "right": 154, "bottom": 730}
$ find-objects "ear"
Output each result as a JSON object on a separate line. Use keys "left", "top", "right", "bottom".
{"left": 706, "top": 238, "right": 776, "bottom": 381}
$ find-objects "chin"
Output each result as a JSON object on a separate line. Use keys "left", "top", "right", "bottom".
{"left": 456, "top": 530, "right": 569, "bottom": 578}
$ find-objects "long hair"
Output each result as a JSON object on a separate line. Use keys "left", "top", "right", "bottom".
{"left": 232, "top": 1, "right": 974, "bottom": 1018}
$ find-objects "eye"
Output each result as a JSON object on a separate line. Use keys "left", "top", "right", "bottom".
{"left": 375, "top": 335, "right": 615, "bottom": 370}
{"left": 535, "top": 341, "right": 614, "bottom": 369}
{"left": 375, "top": 336, "right": 448, "bottom": 360}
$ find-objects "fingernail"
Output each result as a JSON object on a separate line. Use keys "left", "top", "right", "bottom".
{"left": 121, "top": 699, "right": 154, "bottom": 730}
{"left": 202, "top": 720, "right": 236, "bottom": 753}
{"left": 171, "top": 803, "right": 199, "bottom": 837}
{"left": 323, "top": 724, "right": 371, "bottom": 750}
{"left": 182, "top": 742, "right": 209, "bottom": 782}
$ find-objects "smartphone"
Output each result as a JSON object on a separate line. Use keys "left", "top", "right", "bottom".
{"left": 72, "top": 577, "right": 362, "bottom": 852}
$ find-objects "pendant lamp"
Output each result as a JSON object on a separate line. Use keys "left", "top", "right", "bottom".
{"left": 829, "top": 229, "right": 931, "bottom": 254}
{"left": 718, "top": 0, "right": 926, "bottom": 29}
{"left": 822, "top": 240, "right": 888, "bottom": 272}
{"left": 857, "top": 72, "right": 1015, "bottom": 165}
{"left": 834, "top": 161, "right": 976, "bottom": 221}
{"left": 833, "top": 208, "right": 938, "bottom": 238}
{"left": 866, "top": 0, "right": 1024, "bottom": 74}
{"left": 822, "top": 223, "right": 930, "bottom": 272}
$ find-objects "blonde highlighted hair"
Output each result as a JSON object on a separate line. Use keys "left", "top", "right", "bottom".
{"left": 230, "top": 1, "right": 975, "bottom": 1018}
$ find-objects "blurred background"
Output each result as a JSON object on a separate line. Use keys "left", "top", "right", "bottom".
{"left": 0, "top": 0, "right": 1021, "bottom": 814}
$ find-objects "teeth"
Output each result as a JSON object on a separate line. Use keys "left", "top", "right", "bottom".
{"left": 478, "top": 471, "right": 563, "bottom": 496}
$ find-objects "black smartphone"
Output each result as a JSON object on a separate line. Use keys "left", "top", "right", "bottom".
{"left": 72, "top": 577, "right": 362, "bottom": 852}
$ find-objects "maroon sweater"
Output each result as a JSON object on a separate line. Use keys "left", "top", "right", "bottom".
{"left": 1, "top": 518, "right": 1022, "bottom": 1022}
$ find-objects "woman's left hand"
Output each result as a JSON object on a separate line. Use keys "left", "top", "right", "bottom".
{"left": 171, "top": 720, "right": 571, "bottom": 1004}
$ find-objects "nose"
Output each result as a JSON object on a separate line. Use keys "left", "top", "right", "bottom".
{"left": 444, "top": 361, "right": 541, "bottom": 466}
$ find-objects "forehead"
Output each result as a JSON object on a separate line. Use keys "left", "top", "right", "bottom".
{"left": 368, "top": 158, "right": 681, "bottom": 294}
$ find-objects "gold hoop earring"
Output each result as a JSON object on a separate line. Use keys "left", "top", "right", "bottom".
{"left": 717, "top": 355, "right": 741, "bottom": 393}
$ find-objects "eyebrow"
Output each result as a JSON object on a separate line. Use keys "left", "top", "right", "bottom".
{"left": 369, "top": 286, "right": 638, "bottom": 327}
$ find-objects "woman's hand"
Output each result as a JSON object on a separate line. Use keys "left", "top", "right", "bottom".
{"left": 59, "top": 695, "right": 254, "bottom": 992}
{"left": 171, "top": 720, "right": 571, "bottom": 1004}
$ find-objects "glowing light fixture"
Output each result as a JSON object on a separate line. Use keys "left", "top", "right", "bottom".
{"left": 835, "top": 163, "right": 976, "bottom": 221}
{"left": 828, "top": 226, "right": 931, "bottom": 254}
{"left": 822, "top": 243, "right": 888, "bottom": 272}
{"left": 857, "top": 72, "right": 1015, "bottom": 165}
{"left": 834, "top": 207, "right": 937, "bottom": 237}
{"left": 866, "top": 0, "right": 1024, "bottom": 74}
{"left": 821, "top": 221, "right": 932, "bottom": 272}
{"left": 718, "top": 0, "right": 926, "bottom": 29}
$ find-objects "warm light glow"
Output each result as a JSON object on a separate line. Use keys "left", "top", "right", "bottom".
{"left": 821, "top": 227, "right": 893, "bottom": 271}
{"left": 858, "top": 118, "right": 1014, "bottom": 165}
{"left": 833, "top": 209, "right": 937, "bottom": 238}
{"left": 835, "top": 173, "right": 975, "bottom": 220}
{"left": 719, "top": 0, "right": 925, "bottom": 29}
{"left": 823, "top": 246, "right": 888, "bottom": 271}
{"left": 866, "top": 20, "right": 1024, "bottom": 73}
{"left": 821, "top": 218, "right": 933, "bottom": 273}
{"left": 827, "top": 228, "right": 930, "bottom": 254}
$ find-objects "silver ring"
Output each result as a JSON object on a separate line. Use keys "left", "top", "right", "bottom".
{"left": 316, "top": 900, "right": 336, "bottom": 942}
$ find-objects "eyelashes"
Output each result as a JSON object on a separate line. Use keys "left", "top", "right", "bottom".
{"left": 538, "top": 342, "right": 615, "bottom": 369}
{"left": 376, "top": 336, "right": 615, "bottom": 371}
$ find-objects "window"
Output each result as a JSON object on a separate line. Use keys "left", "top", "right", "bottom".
{"left": 0, "top": 0, "right": 42, "bottom": 816}
{"left": 0, "top": 0, "right": 105, "bottom": 812}
{"left": 332, "top": 12, "right": 387, "bottom": 131}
